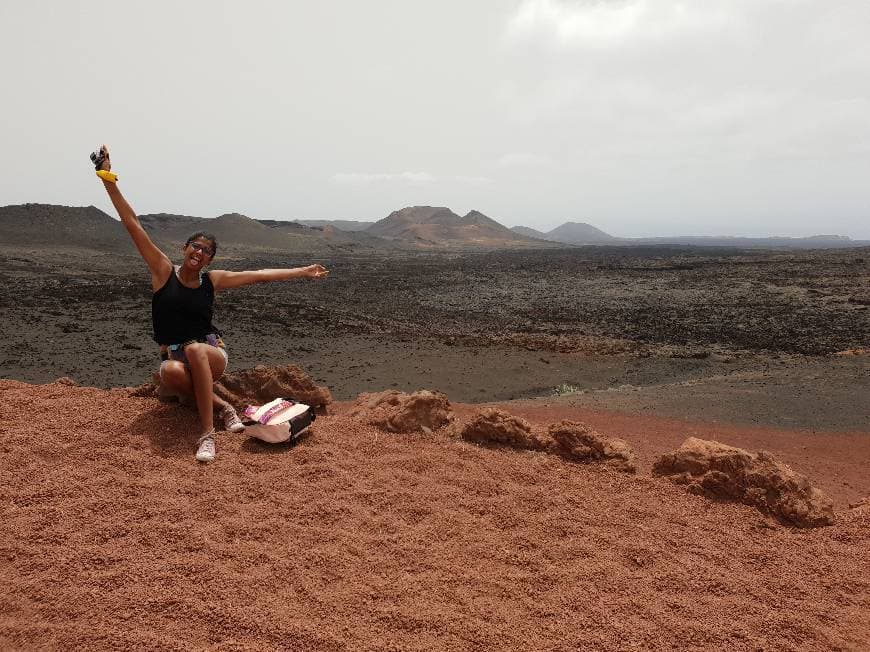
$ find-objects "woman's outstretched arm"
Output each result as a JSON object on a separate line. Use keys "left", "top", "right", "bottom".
{"left": 96, "top": 146, "right": 172, "bottom": 289}
{"left": 209, "top": 264, "right": 329, "bottom": 291}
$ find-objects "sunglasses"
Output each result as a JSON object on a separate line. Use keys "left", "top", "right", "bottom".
{"left": 188, "top": 242, "right": 215, "bottom": 257}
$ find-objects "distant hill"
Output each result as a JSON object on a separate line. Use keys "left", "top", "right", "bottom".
{"left": 139, "top": 212, "right": 333, "bottom": 253}
{"left": 0, "top": 203, "right": 133, "bottom": 251}
{"left": 464, "top": 210, "right": 510, "bottom": 230}
{"left": 367, "top": 206, "right": 458, "bottom": 238}
{"left": 508, "top": 221, "right": 619, "bottom": 245}
{"left": 545, "top": 222, "right": 618, "bottom": 244}
{"left": 509, "top": 220, "right": 867, "bottom": 249}
{"left": 629, "top": 235, "right": 863, "bottom": 249}
{"left": 366, "top": 206, "right": 545, "bottom": 248}
{"left": 510, "top": 225, "right": 548, "bottom": 239}
{"left": 295, "top": 219, "right": 374, "bottom": 232}
{"left": 257, "top": 219, "right": 402, "bottom": 251}
{"left": 136, "top": 212, "right": 207, "bottom": 248}
{"left": 244, "top": 218, "right": 319, "bottom": 235}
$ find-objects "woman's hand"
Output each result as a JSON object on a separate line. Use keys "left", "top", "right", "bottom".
{"left": 304, "top": 264, "right": 329, "bottom": 280}
{"left": 100, "top": 145, "right": 111, "bottom": 171}
{"left": 93, "top": 144, "right": 111, "bottom": 171}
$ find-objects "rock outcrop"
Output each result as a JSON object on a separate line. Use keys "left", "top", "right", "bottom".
{"left": 214, "top": 364, "right": 332, "bottom": 409}
{"left": 459, "top": 408, "right": 550, "bottom": 451}
{"left": 347, "top": 390, "right": 453, "bottom": 434}
{"left": 653, "top": 437, "right": 835, "bottom": 527}
{"left": 548, "top": 420, "right": 637, "bottom": 473}
{"left": 459, "top": 411, "right": 636, "bottom": 473}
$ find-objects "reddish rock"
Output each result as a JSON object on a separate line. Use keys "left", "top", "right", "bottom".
{"left": 460, "top": 408, "right": 551, "bottom": 451}
{"left": 348, "top": 389, "right": 453, "bottom": 434}
{"left": 125, "top": 364, "right": 332, "bottom": 408}
{"left": 215, "top": 364, "right": 332, "bottom": 410}
{"left": 548, "top": 420, "right": 638, "bottom": 473}
{"left": 653, "top": 437, "right": 835, "bottom": 527}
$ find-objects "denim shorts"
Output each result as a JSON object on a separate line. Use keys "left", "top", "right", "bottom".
{"left": 158, "top": 334, "right": 228, "bottom": 379}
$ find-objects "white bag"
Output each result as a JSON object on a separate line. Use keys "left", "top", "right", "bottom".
{"left": 243, "top": 397, "right": 316, "bottom": 444}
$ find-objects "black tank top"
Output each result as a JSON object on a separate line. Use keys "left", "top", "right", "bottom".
{"left": 151, "top": 268, "right": 220, "bottom": 344}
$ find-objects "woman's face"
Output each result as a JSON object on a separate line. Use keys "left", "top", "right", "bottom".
{"left": 183, "top": 238, "right": 215, "bottom": 271}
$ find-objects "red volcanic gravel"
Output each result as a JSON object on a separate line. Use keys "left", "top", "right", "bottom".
{"left": 1, "top": 379, "right": 869, "bottom": 651}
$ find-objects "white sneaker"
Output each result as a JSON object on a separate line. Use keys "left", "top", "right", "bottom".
{"left": 195, "top": 431, "right": 216, "bottom": 463}
{"left": 222, "top": 406, "right": 245, "bottom": 433}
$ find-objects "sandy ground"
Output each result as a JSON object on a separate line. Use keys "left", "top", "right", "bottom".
{"left": 1, "top": 378, "right": 868, "bottom": 651}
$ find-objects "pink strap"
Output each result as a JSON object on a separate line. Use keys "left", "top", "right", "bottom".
{"left": 249, "top": 400, "right": 294, "bottom": 424}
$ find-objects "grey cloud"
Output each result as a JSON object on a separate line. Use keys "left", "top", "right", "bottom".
{"left": 332, "top": 172, "right": 437, "bottom": 185}
{"left": 0, "top": 1, "right": 867, "bottom": 237}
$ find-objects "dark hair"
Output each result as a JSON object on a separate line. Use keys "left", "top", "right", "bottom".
{"left": 185, "top": 232, "right": 218, "bottom": 256}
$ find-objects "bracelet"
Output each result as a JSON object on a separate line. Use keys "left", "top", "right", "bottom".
{"left": 96, "top": 169, "right": 118, "bottom": 183}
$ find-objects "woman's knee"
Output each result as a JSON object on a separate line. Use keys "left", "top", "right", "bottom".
{"left": 210, "top": 349, "right": 228, "bottom": 379}
{"left": 160, "top": 361, "right": 189, "bottom": 387}
{"left": 185, "top": 343, "right": 210, "bottom": 364}
{"left": 190, "top": 343, "right": 227, "bottom": 375}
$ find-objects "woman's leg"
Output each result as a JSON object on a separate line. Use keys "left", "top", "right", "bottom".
{"left": 160, "top": 352, "right": 233, "bottom": 413}
{"left": 179, "top": 343, "right": 228, "bottom": 434}
{"left": 160, "top": 348, "right": 231, "bottom": 463}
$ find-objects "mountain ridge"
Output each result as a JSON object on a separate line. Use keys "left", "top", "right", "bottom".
{"left": 510, "top": 218, "right": 866, "bottom": 249}
{"left": 366, "top": 205, "right": 544, "bottom": 248}
{"left": 1, "top": 204, "right": 866, "bottom": 252}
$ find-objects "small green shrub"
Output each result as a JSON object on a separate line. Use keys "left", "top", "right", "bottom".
{"left": 553, "top": 383, "right": 580, "bottom": 396}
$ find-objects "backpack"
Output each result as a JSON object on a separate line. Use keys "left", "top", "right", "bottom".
{"left": 243, "top": 397, "right": 316, "bottom": 444}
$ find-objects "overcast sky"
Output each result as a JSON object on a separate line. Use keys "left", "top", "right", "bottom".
{"left": 2, "top": 1, "right": 869, "bottom": 237}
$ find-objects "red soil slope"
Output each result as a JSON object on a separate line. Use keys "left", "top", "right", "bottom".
{"left": 1, "top": 379, "right": 868, "bottom": 651}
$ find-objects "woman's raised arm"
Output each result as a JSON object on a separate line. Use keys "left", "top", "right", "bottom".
{"left": 96, "top": 146, "right": 172, "bottom": 290}
{"left": 209, "top": 264, "right": 329, "bottom": 291}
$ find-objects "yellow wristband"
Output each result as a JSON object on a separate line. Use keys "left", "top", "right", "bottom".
{"left": 96, "top": 169, "right": 118, "bottom": 183}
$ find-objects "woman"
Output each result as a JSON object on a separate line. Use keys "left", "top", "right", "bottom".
{"left": 94, "top": 145, "right": 329, "bottom": 463}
